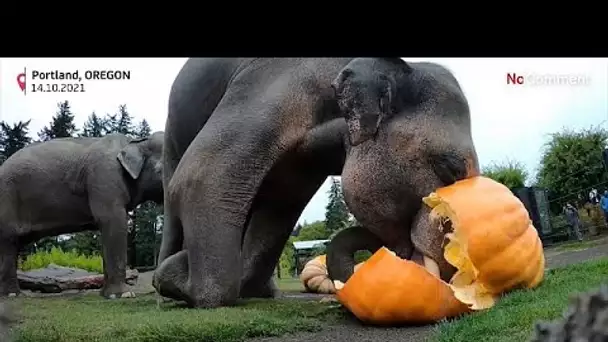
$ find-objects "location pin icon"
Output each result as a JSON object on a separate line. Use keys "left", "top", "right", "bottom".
{"left": 16, "top": 73, "right": 26, "bottom": 92}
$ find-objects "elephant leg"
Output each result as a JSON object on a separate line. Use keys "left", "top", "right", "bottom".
{"left": 153, "top": 249, "right": 189, "bottom": 301}
{"left": 0, "top": 234, "right": 19, "bottom": 297}
{"left": 157, "top": 146, "right": 183, "bottom": 265}
{"left": 93, "top": 204, "right": 132, "bottom": 299}
{"left": 326, "top": 226, "right": 384, "bottom": 283}
{"left": 162, "top": 115, "right": 292, "bottom": 308}
{"left": 240, "top": 169, "right": 328, "bottom": 299}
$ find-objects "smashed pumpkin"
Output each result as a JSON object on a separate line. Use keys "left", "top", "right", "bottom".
{"left": 335, "top": 176, "right": 546, "bottom": 325}
{"left": 335, "top": 247, "right": 470, "bottom": 324}
{"left": 300, "top": 255, "right": 364, "bottom": 294}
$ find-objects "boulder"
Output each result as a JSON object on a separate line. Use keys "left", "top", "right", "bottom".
{"left": 17, "top": 264, "right": 139, "bottom": 293}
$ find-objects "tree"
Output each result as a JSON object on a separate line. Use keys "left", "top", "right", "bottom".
{"left": 324, "top": 177, "right": 350, "bottom": 234}
{"left": 38, "top": 101, "right": 78, "bottom": 141}
{"left": 132, "top": 202, "right": 162, "bottom": 267}
{"left": 482, "top": 159, "right": 529, "bottom": 189}
{"left": 297, "top": 221, "right": 330, "bottom": 241}
{"left": 80, "top": 112, "right": 106, "bottom": 137}
{"left": 136, "top": 119, "right": 151, "bottom": 138}
{"left": 537, "top": 126, "right": 608, "bottom": 212}
{"left": 0, "top": 120, "right": 32, "bottom": 163}
{"left": 105, "top": 104, "right": 135, "bottom": 136}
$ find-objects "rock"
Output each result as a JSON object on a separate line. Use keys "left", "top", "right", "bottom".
{"left": 17, "top": 264, "right": 139, "bottom": 293}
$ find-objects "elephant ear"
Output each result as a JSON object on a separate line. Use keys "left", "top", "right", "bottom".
{"left": 117, "top": 138, "right": 147, "bottom": 180}
{"left": 331, "top": 67, "right": 397, "bottom": 146}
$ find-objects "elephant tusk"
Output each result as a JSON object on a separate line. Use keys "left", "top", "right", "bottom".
{"left": 333, "top": 280, "right": 345, "bottom": 290}
{"left": 423, "top": 255, "right": 441, "bottom": 278}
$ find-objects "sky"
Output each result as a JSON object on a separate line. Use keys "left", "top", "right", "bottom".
{"left": 0, "top": 58, "right": 606, "bottom": 225}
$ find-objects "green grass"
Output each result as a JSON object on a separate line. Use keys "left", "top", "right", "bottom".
{"left": 432, "top": 257, "right": 608, "bottom": 342}
{"left": 11, "top": 295, "right": 342, "bottom": 342}
{"left": 276, "top": 277, "right": 306, "bottom": 293}
{"left": 19, "top": 247, "right": 103, "bottom": 273}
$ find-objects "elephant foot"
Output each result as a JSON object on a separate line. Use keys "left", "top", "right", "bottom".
{"left": 240, "top": 278, "right": 280, "bottom": 299}
{"left": 0, "top": 282, "right": 20, "bottom": 298}
{"left": 101, "top": 283, "right": 136, "bottom": 299}
{"left": 153, "top": 250, "right": 190, "bottom": 302}
{"left": 153, "top": 250, "right": 240, "bottom": 308}
{"left": 0, "top": 292, "right": 19, "bottom": 298}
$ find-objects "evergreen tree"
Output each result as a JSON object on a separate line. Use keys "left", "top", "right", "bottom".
{"left": 137, "top": 119, "right": 151, "bottom": 138}
{"left": 38, "top": 101, "right": 78, "bottom": 141}
{"left": 105, "top": 104, "right": 135, "bottom": 136}
{"left": 0, "top": 120, "right": 32, "bottom": 163}
{"left": 324, "top": 177, "right": 350, "bottom": 234}
{"left": 80, "top": 112, "right": 106, "bottom": 137}
{"left": 132, "top": 202, "right": 163, "bottom": 267}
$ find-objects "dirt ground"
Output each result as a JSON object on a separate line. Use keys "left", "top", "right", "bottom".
{"left": 247, "top": 242, "right": 608, "bottom": 342}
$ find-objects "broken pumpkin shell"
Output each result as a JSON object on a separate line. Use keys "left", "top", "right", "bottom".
{"left": 424, "top": 176, "right": 545, "bottom": 310}
{"left": 335, "top": 247, "right": 470, "bottom": 324}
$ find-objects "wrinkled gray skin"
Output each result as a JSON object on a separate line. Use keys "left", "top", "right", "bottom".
{"left": 530, "top": 285, "right": 608, "bottom": 341}
{"left": 0, "top": 132, "right": 164, "bottom": 298}
{"left": 153, "top": 57, "right": 479, "bottom": 308}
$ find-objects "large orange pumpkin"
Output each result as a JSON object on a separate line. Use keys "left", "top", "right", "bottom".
{"left": 335, "top": 176, "right": 545, "bottom": 324}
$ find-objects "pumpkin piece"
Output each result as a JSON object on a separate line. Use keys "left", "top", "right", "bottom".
{"left": 423, "top": 176, "right": 545, "bottom": 311}
{"left": 336, "top": 247, "right": 470, "bottom": 324}
{"left": 300, "top": 255, "right": 336, "bottom": 294}
{"left": 300, "top": 255, "right": 365, "bottom": 294}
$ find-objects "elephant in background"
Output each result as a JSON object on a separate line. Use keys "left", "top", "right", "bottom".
{"left": 0, "top": 132, "right": 164, "bottom": 298}
{"left": 153, "top": 57, "right": 479, "bottom": 308}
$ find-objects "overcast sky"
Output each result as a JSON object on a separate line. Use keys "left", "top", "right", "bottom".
{"left": 0, "top": 58, "right": 606, "bottom": 224}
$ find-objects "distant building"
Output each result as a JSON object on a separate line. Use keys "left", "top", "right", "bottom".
{"left": 292, "top": 239, "right": 329, "bottom": 276}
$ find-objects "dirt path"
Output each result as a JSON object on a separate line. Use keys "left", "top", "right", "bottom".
{"left": 248, "top": 243, "right": 608, "bottom": 342}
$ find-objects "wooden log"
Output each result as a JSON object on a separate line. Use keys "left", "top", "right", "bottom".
{"left": 17, "top": 264, "right": 139, "bottom": 293}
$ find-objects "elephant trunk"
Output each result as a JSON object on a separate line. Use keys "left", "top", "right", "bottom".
{"left": 326, "top": 226, "right": 384, "bottom": 283}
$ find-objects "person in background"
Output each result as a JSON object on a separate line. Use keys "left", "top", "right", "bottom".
{"left": 563, "top": 202, "right": 583, "bottom": 242}
{"left": 589, "top": 188, "right": 599, "bottom": 204}
{"left": 600, "top": 190, "right": 608, "bottom": 226}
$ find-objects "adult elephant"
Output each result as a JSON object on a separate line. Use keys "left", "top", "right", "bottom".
{"left": 0, "top": 132, "right": 164, "bottom": 298}
{"left": 153, "top": 57, "right": 480, "bottom": 308}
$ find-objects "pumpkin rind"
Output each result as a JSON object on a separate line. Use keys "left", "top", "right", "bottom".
{"left": 336, "top": 247, "right": 470, "bottom": 324}
{"left": 423, "top": 176, "right": 545, "bottom": 310}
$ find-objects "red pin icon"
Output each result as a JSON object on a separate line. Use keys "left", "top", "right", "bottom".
{"left": 16, "top": 73, "right": 25, "bottom": 92}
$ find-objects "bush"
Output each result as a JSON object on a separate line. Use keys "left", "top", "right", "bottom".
{"left": 19, "top": 247, "right": 103, "bottom": 273}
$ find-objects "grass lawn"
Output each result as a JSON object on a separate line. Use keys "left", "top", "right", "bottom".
{"left": 275, "top": 277, "right": 305, "bottom": 292}
{"left": 10, "top": 295, "right": 341, "bottom": 342}
{"left": 431, "top": 257, "right": 608, "bottom": 342}
{"left": 8, "top": 258, "right": 608, "bottom": 342}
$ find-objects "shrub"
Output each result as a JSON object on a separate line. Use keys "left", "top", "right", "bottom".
{"left": 18, "top": 247, "right": 103, "bottom": 273}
